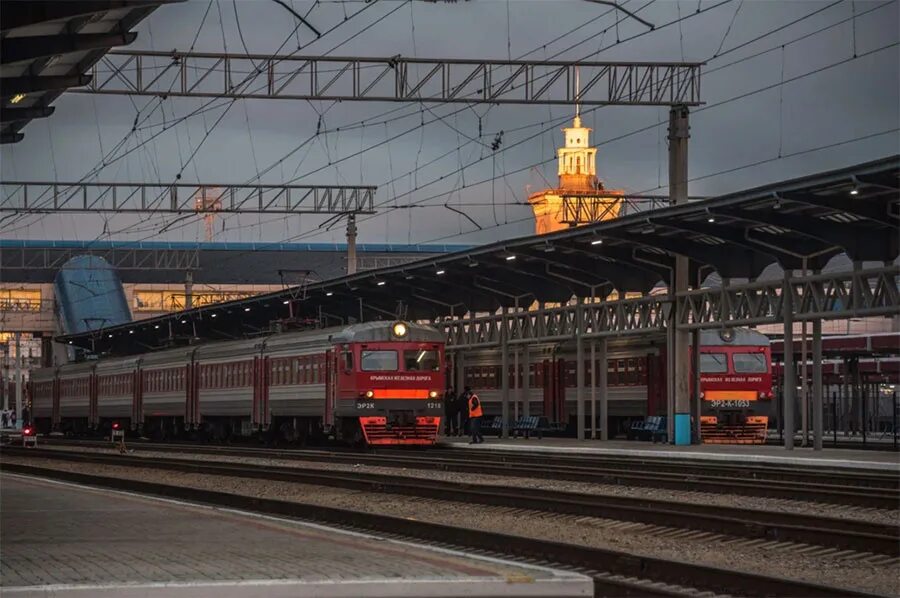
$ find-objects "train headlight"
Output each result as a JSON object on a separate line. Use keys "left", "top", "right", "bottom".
{"left": 429, "top": 390, "right": 438, "bottom": 398}
{"left": 392, "top": 321, "right": 408, "bottom": 338}
{"left": 365, "top": 390, "right": 374, "bottom": 399}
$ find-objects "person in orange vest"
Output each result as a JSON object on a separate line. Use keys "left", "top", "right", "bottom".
{"left": 466, "top": 386, "right": 484, "bottom": 444}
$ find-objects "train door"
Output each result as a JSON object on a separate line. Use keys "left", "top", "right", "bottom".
{"left": 324, "top": 349, "right": 336, "bottom": 428}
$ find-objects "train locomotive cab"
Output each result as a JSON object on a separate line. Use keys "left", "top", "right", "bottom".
{"left": 698, "top": 329, "right": 773, "bottom": 444}
{"left": 331, "top": 321, "right": 445, "bottom": 446}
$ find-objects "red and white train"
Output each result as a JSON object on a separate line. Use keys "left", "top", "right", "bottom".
{"left": 31, "top": 321, "right": 446, "bottom": 446}
{"left": 462, "top": 328, "right": 773, "bottom": 442}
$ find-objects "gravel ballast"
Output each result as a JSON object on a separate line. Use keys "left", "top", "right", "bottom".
{"left": 38, "top": 444, "right": 900, "bottom": 526}
{"left": 3, "top": 455, "right": 898, "bottom": 596}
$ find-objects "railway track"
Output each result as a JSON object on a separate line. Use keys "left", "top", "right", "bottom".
{"left": 4, "top": 446, "right": 898, "bottom": 557}
{"left": 0, "top": 459, "right": 885, "bottom": 598}
{"left": 36, "top": 437, "right": 900, "bottom": 509}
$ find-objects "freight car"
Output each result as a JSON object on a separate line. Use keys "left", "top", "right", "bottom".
{"left": 31, "top": 321, "right": 445, "bottom": 446}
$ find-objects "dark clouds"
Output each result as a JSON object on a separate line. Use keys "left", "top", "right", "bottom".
{"left": 3, "top": 0, "right": 898, "bottom": 246}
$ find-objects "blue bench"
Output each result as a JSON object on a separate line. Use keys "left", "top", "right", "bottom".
{"left": 512, "top": 415, "right": 549, "bottom": 439}
{"left": 627, "top": 416, "right": 668, "bottom": 443}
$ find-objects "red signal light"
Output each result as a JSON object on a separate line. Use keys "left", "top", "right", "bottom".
{"left": 112, "top": 422, "right": 120, "bottom": 430}
{"left": 23, "top": 427, "right": 33, "bottom": 436}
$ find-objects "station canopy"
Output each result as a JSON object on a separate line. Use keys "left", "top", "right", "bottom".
{"left": 1, "top": 0, "right": 177, "bottom": 143}
{"left": 60, "top": 155, "right": 899, "bottom": 355}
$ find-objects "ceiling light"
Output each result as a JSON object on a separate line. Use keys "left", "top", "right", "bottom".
{"left": 591, "top": 238, "right": 603, "bottom": 245}
{"left": 283, "top": 300, "right": 290, "bottom": 305}
{"left": 154, "top": 324, "right": 160, "bottom": 329}
{"left": 543, "top": 244, "right": 555, "bottom": 253}
{"left": 376, "top": 281, "right": 386, "bottom": 286}
{"left": 108, "top": 334, "right": 113, "bottom": 338}
{"left": 68, "top": 340, "right": 73, "bottom": 345}
{"left": 10, "top": 93, "right": 25, "bottom": 104}
{"left": 129, "top": 330, "right": 134, "bottom": 334}
{"left": 436, "top": 270, "right": 445, "bottom": 275}
{"left": 181, "top": 320, "right": 187, "bottom": 324}
{"left": 467, "top": 261, "right": 479, "bottom": 268}
{"left": 707, "top": 217, "right": 716, "bottom": 223}
{"left": 244, "top": 307, "right": 251, "bottom": 312}
{"left": 210, "top": 313, "right": 217, "bottom": 318}
{"left": 326, "top": 291, "right": 334, "bottom": 297}
{"left": 505, "top": 254, "right": 516, "bottom": 261}
{"left": 849, "top": 188, "right": 859, "bottom": 196}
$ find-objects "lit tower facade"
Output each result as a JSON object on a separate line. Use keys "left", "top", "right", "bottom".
{"left": 528, "top": 110, "right": 624, "bottom": 234}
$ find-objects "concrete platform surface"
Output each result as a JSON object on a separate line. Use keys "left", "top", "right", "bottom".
{"left": 0, "top": 474, "right": 591, "bottom": 597}
{"left": 439, "top": 436, "right": 900, "bottom": 472}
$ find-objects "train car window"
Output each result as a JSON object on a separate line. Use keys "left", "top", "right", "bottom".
{"left": 733, "top": 352, "right": 767, "bottom": 373}
{"left": 404, "top": 349, "right": 439, "bottom": 371}
{"left": 361, "top": 350, "right": 398, "bottom": 371}
{"left": 700, "top": 353, "right": 728, "bottom": 373}
{"left": 342, "top": 351, "right": 353, "bottom": 372}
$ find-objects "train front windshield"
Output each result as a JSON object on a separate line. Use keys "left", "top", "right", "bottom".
{"left": 732, "top": 352, "right": 768, "bottom": 373}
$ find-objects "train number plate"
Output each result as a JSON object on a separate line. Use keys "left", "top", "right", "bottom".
{"left": 356, "top": 401, "right": 375, "bottom": 410}
{"left": 709, "top": 400, "right": 751, "bottom": 409}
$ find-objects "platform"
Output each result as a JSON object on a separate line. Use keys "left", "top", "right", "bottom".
{"left": 0, "top": 474, "right": 591, "bottom": 597}
{"left": 438, "top": 436, "right": 900, "bottom": 472}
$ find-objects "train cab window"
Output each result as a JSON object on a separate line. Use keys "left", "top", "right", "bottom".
{"left": 404, "top": 349, "right": 439, "bottom": 371}
{"left": 361, "top": 350, "right": 397, "bottom": 371}
{"left": 342, "top": 351, "right": 353, "bottom": 372}
{"left": 733, "top": 352, "right": 767, "bottom": 373}
{"left": 699, "top": 353, "right": 728, "bottom": 373}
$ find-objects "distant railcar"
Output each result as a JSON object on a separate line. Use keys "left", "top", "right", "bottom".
{"left": 460, "top": 328, "right": 774, "bottom": 443}
{"left": 31, "top": 321, "right": 445, "bottom": 446}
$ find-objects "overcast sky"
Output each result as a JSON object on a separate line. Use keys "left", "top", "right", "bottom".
{"left": 2, "top": 0, "right": 898, "bottom": 247}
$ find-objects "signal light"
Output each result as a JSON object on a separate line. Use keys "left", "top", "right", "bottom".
{"left": 23, "top": 427, "right": 33, "bottom": 436}
{"left": 365, "top": 390, "right": 374, "bottom": 399}
{"left": 429, "top": 390, "right": 438, "bottom": 398}
{"left": 112, "top": 422, "right": 120, "bottom": 430}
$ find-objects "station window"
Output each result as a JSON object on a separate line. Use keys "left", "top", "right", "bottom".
{"left": 0, "top": 289, "right": 42, "bottom": 311}
{"left": 733, "top": 352, "right": 767, "bottom": 373}
{"left": 700, "top": 353, "right": 728, "bottom": 373}
{"left": 404, "top": 349, "right": 439, "bottom": 372}
{"left": 361, "top": 350, "right": 398, "bottom": 371}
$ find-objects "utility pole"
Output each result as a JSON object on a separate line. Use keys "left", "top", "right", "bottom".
{"left": 669, "top": 104, "right": 691, "bottom": 445}
{"left": 185, "top": 270, "right": 194, "bottom": 310}
{"left": 14, "top": 331, "right": 22, "bottom": 429}
{"left": 346, "top": 213, "right": 358, "bottom": 275}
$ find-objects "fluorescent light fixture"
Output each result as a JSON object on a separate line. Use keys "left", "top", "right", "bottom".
{"left": 850, "top": 188, "right": 859, "bottom": 195}
{"left": 10, "top": 93, "right": 25, "bottom": 104}
{"left": 591, "top": 239, "right": 603, "bottom": 245}
{"left": 707, "top": 217, "right": 716, "bottom": 223}
{"left": 505, "top": 255, "right": 516, "bottom": 261}
{"left": 129, "top": 330, "right": 134, "bottom": 334}
{"left": 244, "top": 307, "right": 251, "bottom": 312}
{"left": 210, "top": 313, "right": 217, "bottom": 318}
{"left": 154, "top": 324, "right": 160, "bottom": 329}
{"left": 283, "top": 300, "right": 290, "bottom": 305}
{"left": 325, "top": 291, "right": 334, "bottom": 297}
{"left": 376, "top": 281, "right": 386, "bottom": 286}
{"left": 467, "top": 261, "right": 479, "bottom": 268}
{"left": 68, "top": 340, "right": 73, "bottom": 344}
{"left": 436, "top": 270, "right": 445, "bottom": 275}
{"left": 416, "top": 350, "right": 426, "bottom": 363}
{"left": 180, "top": 319, "right": 187, "bottom": 324}
{"left": 108, "top": 334, "right": 113, "bottom": 338}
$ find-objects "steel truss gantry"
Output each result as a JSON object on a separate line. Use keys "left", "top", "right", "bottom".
{"left": 1, "top": 245, "right": 199, "bottom": 272}
{"left": 0, "top": 181, "right": 377, "bottom": 214}
{"left": 77, "top": 50, "right": 704, "bottom": 106}
{"left": 437, "top": 266, "right": 900, "bottom": 349}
